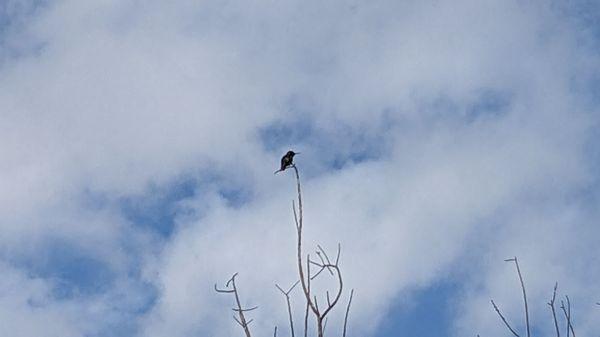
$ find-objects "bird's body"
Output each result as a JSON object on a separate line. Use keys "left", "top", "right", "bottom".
{"left": 274, "top": 150, "right": 298, "bottom": 174}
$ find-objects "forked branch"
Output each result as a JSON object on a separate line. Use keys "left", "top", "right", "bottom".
{"left": 275, "top": 281, "right": 300, "bottom": 337}
{"left": 547, "top": 282, "right": 560, "bottom": 337}
{"left": 290, "top": 165, "right": 351, "bottom": 337}
{"left": 560, "top": 296, "right": 576, "bottom": 337}
{"left": 215, "top": 273, "right": 255, "bottom": 337}
{"left": 491, "top": 257, "right": 532, "bottom": 337}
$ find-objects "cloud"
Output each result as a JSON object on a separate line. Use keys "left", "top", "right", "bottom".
{"left": 0, "top": 0, "right": 598, "bottom": 336}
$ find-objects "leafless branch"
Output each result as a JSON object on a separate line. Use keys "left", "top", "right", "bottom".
{"left": 505, "top": 257, "right": 530, "bottom": 337}
{"left": 547, "top": 282, "right": 560, "bottom": 337}
{"left": 560, "top": 297, "right": 576, "bottom": 337}
{"left": 317, "top": 245, "right": 334, "bottom": 276}
{"left": 218, "top": 164, "right": 354, "bottom": 337}
{"left": 232, "top": 306, "right": 259, "bottom": 312}
{"left": 343, "top": 289, "right": 354, "bottom": 337}
{"left": 491, "top": 299, "right": 520, "bottom": 337}
{"left": 275, "top": 281, "right": 300, "bottom": 337}
{"left": 215, "top": 273, "right": 254, "bottom": 337}
{"left": 303, "top": 300, "right": 309, "bottom": 337}
{"left": 566, "top": 296, "right": 575, "bottom": 337}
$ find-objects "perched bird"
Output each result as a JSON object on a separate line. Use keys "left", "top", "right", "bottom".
{"left": 274, "top": 150, "right": 299, "bottom": 174}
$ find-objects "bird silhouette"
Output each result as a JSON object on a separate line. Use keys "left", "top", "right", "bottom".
{"left": 274, "top": 150, "right": 299, "bottom": 174}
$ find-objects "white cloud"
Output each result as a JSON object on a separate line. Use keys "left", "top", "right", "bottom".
{"left": 0, "top": 0, "right": 598, "bottom": 336}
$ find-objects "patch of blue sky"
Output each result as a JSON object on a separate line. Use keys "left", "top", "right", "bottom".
{"left": 466, "top": 90, "right": 512, "bottom": 122}
{"left": 118, "top": 172, "right": 252, "bottom": 238}
{"left": 0, "top": 0, "right": 49, "bottom": 65}
{"left": 259, "top": 110, "right": 395, "bottom": 174}
{"left": 8, "top": 232, "right": 158, "bottom": 336}
{"left": 374, "top": 280, "right": 459, "bottom": 337}
{"left": 119, "top": 178, "right": 197, "bottom": 238}
{"left": 557, "top": 0, "right": 600, "bottom": 49}
{"left": 421, "top": 89, "right": 512, "bottom": 124}
{"left": 10, "top": 238, "right": 115, "bottom": 300}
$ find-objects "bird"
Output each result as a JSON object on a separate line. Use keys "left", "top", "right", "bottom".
{"left": 274, "top": 150, "right": 299, "bottom": 174}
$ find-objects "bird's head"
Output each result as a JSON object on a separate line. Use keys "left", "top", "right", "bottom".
{"left": 287, "top": 150, "right": 299, "bottom": 157}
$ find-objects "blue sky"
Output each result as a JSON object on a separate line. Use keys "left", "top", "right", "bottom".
{"left": 0, "top": 1, "right": 599, "bottom": 337}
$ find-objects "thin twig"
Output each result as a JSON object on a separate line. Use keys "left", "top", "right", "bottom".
{"left": 304, "top": 300, "right": 309, "bottom": 337}
{"left": 275, "top": 281, "right": 300, "bottom": 337}
{"left": 547, "top": 282, "right": 560, "bottom": 337}
{"left": 215, "top": 273, "right": 253, "bottom": 337}
{"left": 293, "top": 166, "right": 319, "bottom": 318}
{"left": 505, "top": 257, "right": 530, "bottom": 337}
{"left": 343, "top": 289, "right": 354, "bottom": 337}
{"left": 232, "top": 306, "right": 259, "bottom": 312}
{"left": 317, "top": 245, "right": 334, "bottom": 276}
{"left": 561, "top": 300, "right": 570, "bottom": 337}
{"left": 491, "top": 300, "right": 520, "bottom": 337}
{"left": 560, "top": 296, "right": 576, "bottom": 337}
{"left": 566, "top": 296, "right": 575, "bottom": 337}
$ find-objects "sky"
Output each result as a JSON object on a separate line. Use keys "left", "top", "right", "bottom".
{"left": 0, "top": 0, "right": 599, "bottom": 336}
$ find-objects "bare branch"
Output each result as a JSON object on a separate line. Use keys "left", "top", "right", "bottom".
{"left": 310, "top": 267, "right": 326, "bottom": 280}
{"left": 547, "top": 282, "right": 560, "bottom": 337}
{"left": 303, "top": 300, "right": 309, "bottom": 337}
{"left": 233, "top": 315, "right": 244, "bottom": 327}
{"left": 273, "top": 326, "right": 278, "bottom": 337}
{"left": 226, "top": 273, "right": 239, "bottom": 287}
{"left": 561, "top": 300, "right": 570, "bottom": 337}
{"left": 491, "top": 299, "right": 520, "bottom": 337}
{"left": 214, "top": 284, "right": 235, "bottom": 293}
{"left": 275, "top": 281, "right": 299, "bottom": 337}
{"left": 343, "top": 289, "right": 354, "bottom": 337}
{"left": 293, "top": 166, "right": 319, "bottom": 318}
{"left": 317, "top": 245, "right": 334, "bottom": 276}
{"left": 505, "top": 257, "right": 530, "bottom": 337}
{"left": 232, "top": 306, "right": 259, "bottom": 312}
{"left": 275, "top": 280, "right": 300, "bottom": 296}
{"left": 292, "top": 200, "right": 299, "bottom": 230}
{"left": 319, "top": 264, "right": 343, "bottom": 320}
{"left": 560, "top": 297, "right": 576, "bottom": 337}
{"left": 316, "top": 251, "right": 334, "bottom": 276}
{"left": 215, "top": 273, "right": 253, "bottom": 337}
{"left": 566, "top": 296, "right": 575, "bottom": 337}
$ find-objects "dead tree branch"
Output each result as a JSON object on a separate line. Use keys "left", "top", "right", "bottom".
{"left": 343, "top": 289, "right": 354, "bottom": 337}
{"left": 547, "top": 282, "right": 560, "bottom": 337}
{"left": 504, "top": 257, "right": 531, "bottom": 337}
{"left": 290, "top": 165, "right": 350, "bottom": 337}
{"left": 215, "top": 273, "right": 254, "bottom": 337}
{"left": 276, "top": 281, "right": 300, "bottom": 337}
{"left": 216, "top": 163, "right": 354, "bottom": 337}
{"left": 490, "top": 299, "right": 520, "bottom": 337}
{"left": 560, "top": 296, "right": 576, "bottom": 337}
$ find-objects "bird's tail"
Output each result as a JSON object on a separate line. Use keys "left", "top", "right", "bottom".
{"left": 274, "top": 169, "right": 282, "bottom": 175}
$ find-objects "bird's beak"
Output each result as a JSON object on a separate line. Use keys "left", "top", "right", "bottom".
{"left": 295, "top": 152, "right": 301, "bottom": 155}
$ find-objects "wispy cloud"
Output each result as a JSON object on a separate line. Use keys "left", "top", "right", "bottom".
{"left": 0, "top": 1, "right": 598, "bottom": 336}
